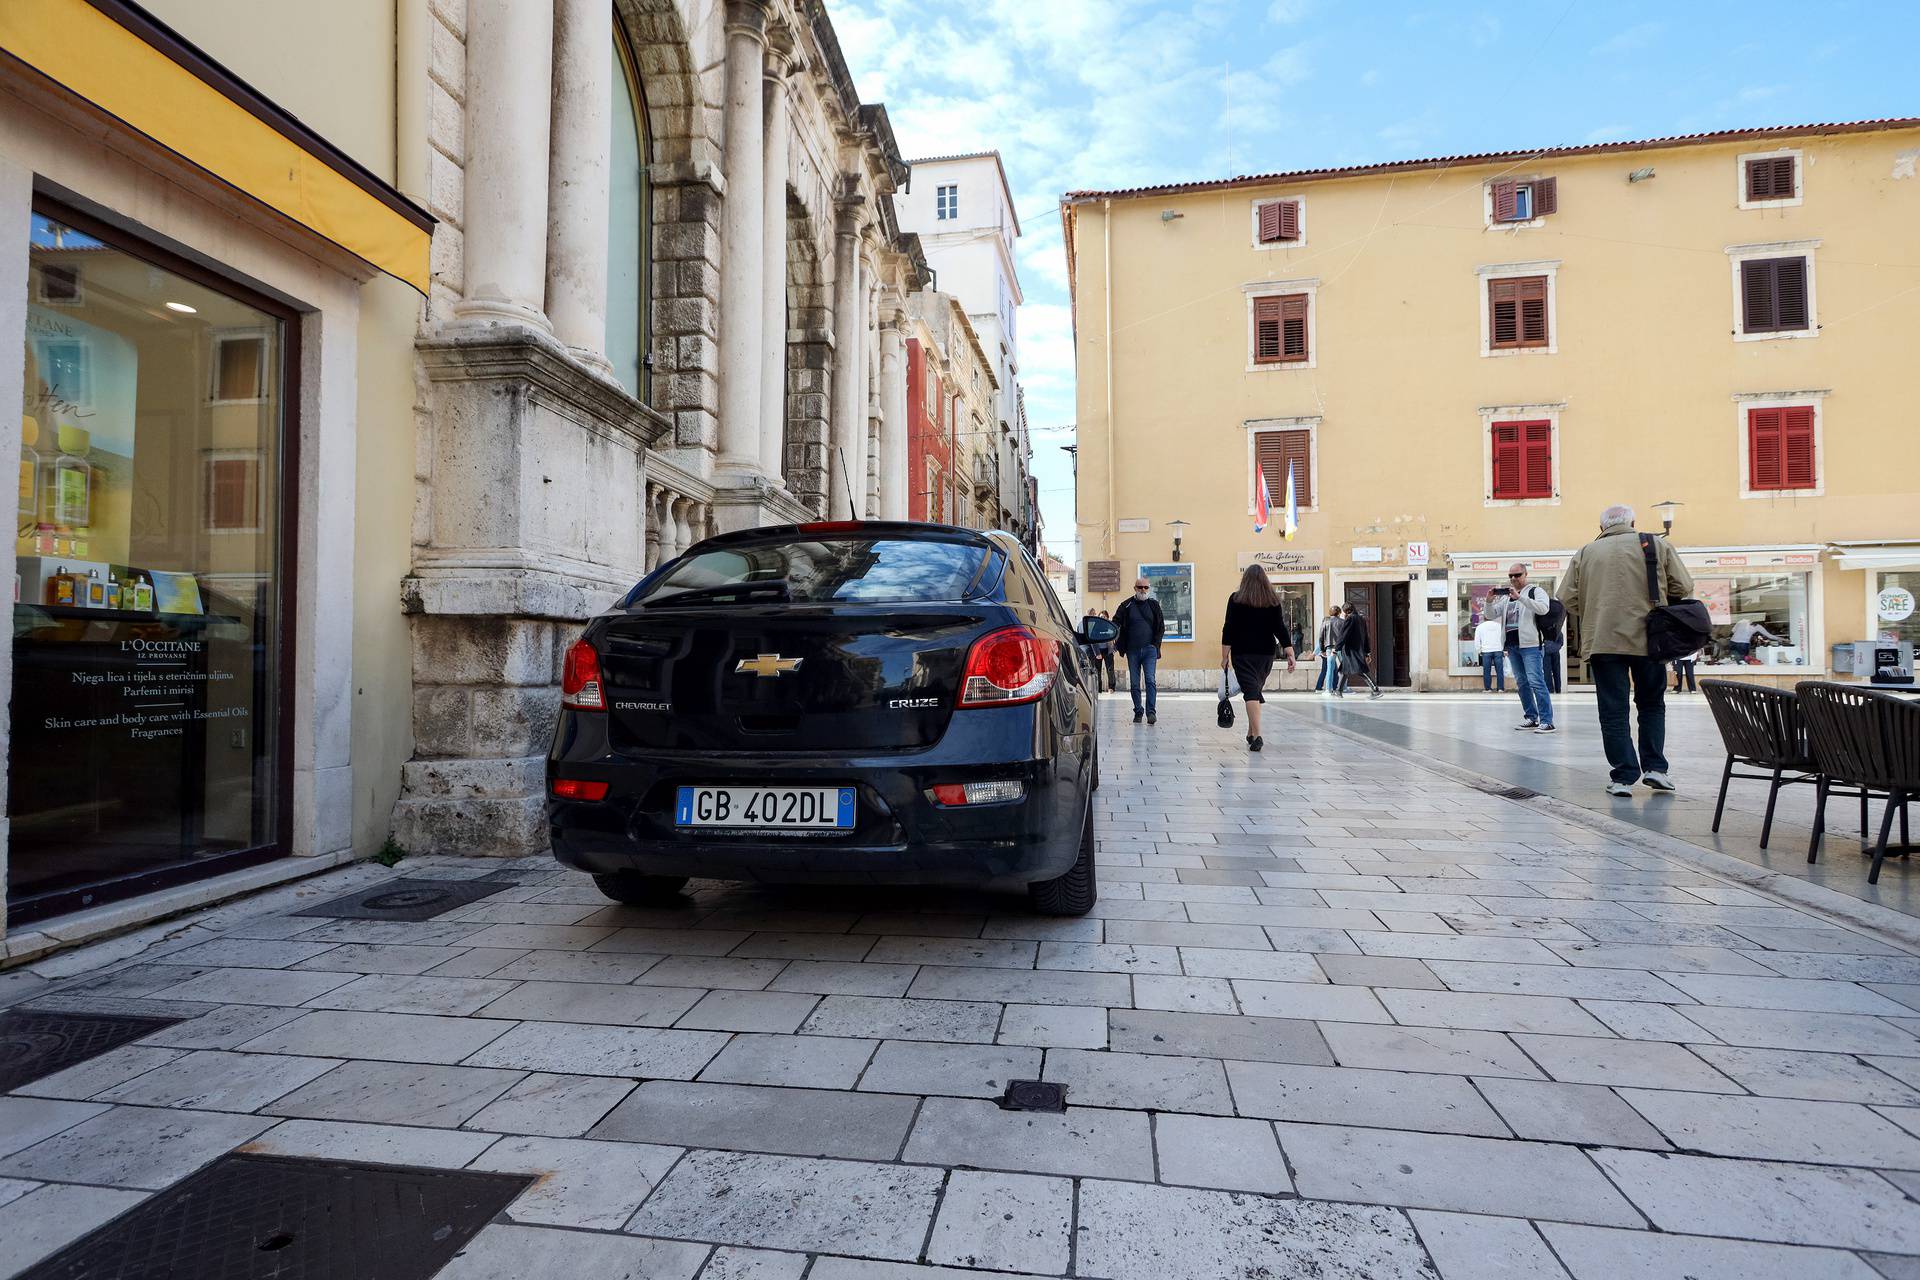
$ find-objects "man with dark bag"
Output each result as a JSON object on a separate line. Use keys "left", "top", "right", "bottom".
{"left": 1112, "top": 577, "right": 1165, "bottom": 725}
{"left": 1558, "top": 504, "right": 1700, "bottom": 797}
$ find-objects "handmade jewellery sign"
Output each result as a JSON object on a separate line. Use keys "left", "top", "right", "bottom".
{"left": 1238, "top": 548, "right": 1323, "bottom": 572}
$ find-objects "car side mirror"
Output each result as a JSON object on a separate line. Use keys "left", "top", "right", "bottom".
{"left": 1081, "top": 618, "right": 1118, "bottom": 645}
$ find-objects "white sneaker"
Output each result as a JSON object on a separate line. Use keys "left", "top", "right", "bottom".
{"left": 1514, "top": 720, "right": 1538, "bottom": 730}
{"left": 1605, "top": 782, "right": 1634, "bottom": 797}
{"left": 1643, "top": 772, "right": 1676, "bottom": 792}
{"left": 1533, "top": 723, "right": 1557, "bottom": 734}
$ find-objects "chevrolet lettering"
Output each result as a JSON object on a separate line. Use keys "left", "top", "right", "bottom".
{"left": 547, "top": 521, "right": 1118, "bottom": 915}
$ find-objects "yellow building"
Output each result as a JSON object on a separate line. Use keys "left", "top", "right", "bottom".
{"left": 1065, "top": 118, "right": 1920, "bottom": 690}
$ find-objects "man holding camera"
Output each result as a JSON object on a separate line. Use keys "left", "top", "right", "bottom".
{"left": 1486, "top": 563, "right": 1555, "bottom": 734}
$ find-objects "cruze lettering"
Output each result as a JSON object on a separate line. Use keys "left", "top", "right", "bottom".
{"left": 889, "top": 697, "right": 941, "bottom": 709}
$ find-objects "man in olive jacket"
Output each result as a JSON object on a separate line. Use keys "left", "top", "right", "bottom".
{"left": 1557, "top": 504, "right": 1694, "bottom": 797}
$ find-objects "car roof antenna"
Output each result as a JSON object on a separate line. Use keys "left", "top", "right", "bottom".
{"left": 836, "top": 446, "right": 859, "bottom": 521}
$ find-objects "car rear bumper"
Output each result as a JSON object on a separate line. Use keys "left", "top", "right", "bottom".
{"left": 545, "top": 714, "right": 1088, "bottom": 891}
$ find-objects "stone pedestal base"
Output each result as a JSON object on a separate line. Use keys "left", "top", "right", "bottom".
{"left": 711, "top": 474, "right": 814, "bottom": 533}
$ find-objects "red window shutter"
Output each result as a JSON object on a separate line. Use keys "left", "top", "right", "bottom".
{"left": 1277, "top": 200, "right": 1300, "bottom": 240}
{"left": 1491, "top": 180, "right": 1518, "bottom": 222}
{"left": 1489, "top": 423, "right": 1522, "bottom": 499}
{"left": 1252, "top": 296, "right": 1284, "bottom": 362}
{"left": 1279, "top": 294, "right": 1309, "bottom": 360}
{"left": 1782, "top": 406, "right": 1816, "bottom": 488}
{"left": 1257, "top": 202, "right": 1282, "bottom": 243}
{"left": 1489, "top": 279, "right": 1519, "bottom": 347}
{"left": 1521, "top": 421, "right": 1553, "bottom": 498}
{"left": 1532, "top": 177, "right": 1557, "bottom": 216}
{"left": 1741, "top": 259, "right": 1776, "bottom": 332}
{"left": 1748, "top": 407, "right": 1784, "bottom": 489}
{"left": 1774, "top": 257, "right": 1809, "bottom": 330}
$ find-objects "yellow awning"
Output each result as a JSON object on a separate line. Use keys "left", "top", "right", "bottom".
{"left": 1, "top": 0, "right": 431, "bottom": 293}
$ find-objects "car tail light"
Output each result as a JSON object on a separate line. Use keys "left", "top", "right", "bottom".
{"left": 958, "top": 626, "right": 1057, "bottom": 708}
{"left": 928, "top": 780, "right": 1025, "bottom": 806}
{"left": 551, "top": 778, "right": 609, "bottom": 801}
{"left": 561, "top": 639, "right": 605, "bottom": 711}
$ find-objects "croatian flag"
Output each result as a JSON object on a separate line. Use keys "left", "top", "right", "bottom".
{"left": 1253, "top": 465, "right": 1272, "bottom": 534}
{"left": 1283, "top": 462, "right": 1299, "bottom": 542}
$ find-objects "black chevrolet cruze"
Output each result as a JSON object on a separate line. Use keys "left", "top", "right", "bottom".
{"left": 546, "top": 521, "right": 1115, "bottom": 915}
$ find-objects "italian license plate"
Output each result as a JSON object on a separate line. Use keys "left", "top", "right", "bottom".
{"left": 674, "top": 785, "right": 855, "bottom": 830}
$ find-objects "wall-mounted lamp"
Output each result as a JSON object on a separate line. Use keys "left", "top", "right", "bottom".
{"left": 1651, "top": 499, "right": 1684, "bottom": 535}
{"left": 1168, "top": 519, "right": 1190, "bottom": 561}
{"left": 1160, "top": 210, "right": 1185, "bottom": 223}
{"left": 1627, "top": 167, "right": 1656, "bottom": 183}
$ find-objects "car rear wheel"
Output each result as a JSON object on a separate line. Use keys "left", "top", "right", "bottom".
{"left": 593, "top": 872, "right": 690, "bottom": 906}
{"left": 1029, "top": 803, "right": 1097, "bottom": 916}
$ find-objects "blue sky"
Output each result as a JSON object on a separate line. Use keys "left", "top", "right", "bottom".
{"left": 831, "top": 0, "right": 1916, "bottom": 556}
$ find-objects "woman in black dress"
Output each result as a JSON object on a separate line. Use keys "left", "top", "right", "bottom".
{"left": 1221, "top": 564, "right": 1298, "bottom": 751}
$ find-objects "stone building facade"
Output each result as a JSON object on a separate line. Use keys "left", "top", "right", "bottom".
{"left": 393, "top": 0, "right": 929, "bottom": 856}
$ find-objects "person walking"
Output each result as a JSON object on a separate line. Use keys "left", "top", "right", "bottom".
{"left": 1671, "top": 646, "right": 1700, "bottom": 693}
{"left": 1112, "top": 577, "right": 1164, "bottom": 724}
{"left": 1096, "top": 611, "right": 1118, "bottom": 691}
{"left": 1544, "top": 630, "right": 1565, "bottom": 695}
{"left": 1335, "top": 604, "right": 1384, "bottom": 698}
{"left": 1221, "top": 565, "right": 1298, "bottom": 751}
{"left": 1473, "top": 612, "right": 1506, "bottom": 693}
{"left": 1558, "top": 503, "right": 1695, "bottom": 797}
{"left": 1314, "top": 604, "right": 1343, "bottom": 696}
{"left": 1487, "top": 563, "right": 1555, "bottom": 734}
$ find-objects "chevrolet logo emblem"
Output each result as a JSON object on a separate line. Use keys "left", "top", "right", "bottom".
{"left": 735, "top": 653, "right": 803, "bottom": 678}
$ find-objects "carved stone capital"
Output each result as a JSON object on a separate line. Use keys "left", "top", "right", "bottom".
{"left": 724, "top": 0, "right": 770, "bottom": 41}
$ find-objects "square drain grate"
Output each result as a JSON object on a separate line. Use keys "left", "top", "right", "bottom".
{"left": 19, "top": 1152, "right": 532, "bottom": 1280}
{"left": 289, "top": 877, "right": 506, "bottom": 922}
{"left": 998, "top": 1079, "right": 1068, "bottom": 1113}
{"left": 0, "top": 1008, "right": 181, "bottom": 1093}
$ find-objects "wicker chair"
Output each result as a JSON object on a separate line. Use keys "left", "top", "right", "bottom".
{"left": 1798, "top": 681, "right": 1919, "bottom": 884}
{"left": 1700, "top": 680, "right": 1818, "bottom": 849}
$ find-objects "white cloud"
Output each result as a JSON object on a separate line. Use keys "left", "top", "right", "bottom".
{"left": 1591, "top": 21, "right": 1664, "bottom": 57}
{"left": 1267, "top": 0, "right": 1313, "bottom": 22}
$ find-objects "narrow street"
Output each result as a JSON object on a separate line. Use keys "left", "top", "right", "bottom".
{"left": 6, "top": 697, "right": 1920, "bottom": 1277}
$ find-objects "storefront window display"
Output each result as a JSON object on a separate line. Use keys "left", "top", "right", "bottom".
{"left": 11, "top": 206, "right": 290, "bottom": 920}
{"left": 1274, "top": 581, "right": 1316, "bottom": 655}
{"left": 1451, "top": 563, "right": 1562, "bottom": 668}
{"left": 1139, "top": 562, "right": 1194, "bottom": 641}
{"left": 1694, "top": 572, "right": 1812, "bottom": 668}
{"left": 1876, "top": 572, "right": 1920, "bottom": 650}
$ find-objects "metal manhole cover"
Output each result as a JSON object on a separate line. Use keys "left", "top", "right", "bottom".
{"left": 18, "top": 1153, "right": 532, "bottom": 1280}
{"left": 289, "top": 877, "right": 506, "bottom": 922}
{"left": 998, "top": 1079, "right": 1068, "bottom": 1113}
{"left": 0, "top": 1009, "right": 181, "bottom": 1093}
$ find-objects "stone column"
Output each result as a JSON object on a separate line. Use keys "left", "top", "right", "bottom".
{"left": 716, "top": 0, "right": 768, "bottom": 478}
{"left": 453, "top": 0, "right": 555, "bottom": 329}
{"left": 828, "top": 196, "right": 865, "bottom": 519}
{"left": 862, "top": 269, "right": 879, "bottom": 516}
{"left": 758, "top": 28, "right": 794, "bottom": 485}
{"left": 545, "top": 0, "right": 614, "bottom": 374}
{"left": 878, "top": 309, "right": 908, "bottom": 519}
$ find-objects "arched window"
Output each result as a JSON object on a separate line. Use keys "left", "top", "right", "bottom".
{"left": 608, "top": 24, "right": 648, "bottom": 398}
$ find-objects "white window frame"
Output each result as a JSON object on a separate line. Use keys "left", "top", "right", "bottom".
{"left": 202, "top": 448, "right": 264, "bottom": 534}
{"left": 1483, "top": 175, "right": 1548, "bottom": 230}
{"left": 1476, "top": 261, "right": 1559, "bottom": 358}
{"left": 1726, "top": 240, "right": 1820, "bottom": 342}
{"left": 208, "top": 326, "right": 271, "bottom": 404}
{"left": 1243, "top": 279, "right": 1320, "bottom": 372}
{"left": 1248, "top": 196, "right": 1309, "bottom": 251}
{"left": 1736, "top": 147, "right": 1804, "bottom": 211}
{"left": 935, "top": 183, "right": 958, "bottom": 220}
{"left": 1479, "top": 403, "right": 1565, "bottom": 508}
{"left": 1245, "top": 416, "right": 1321, "bottom": 516}
{"left": 1733, "top": 390, "right": 1828, "bottom": 500}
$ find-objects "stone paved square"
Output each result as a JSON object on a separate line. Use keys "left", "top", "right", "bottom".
{"left": 9, "top": 698, "right": 1920, "bottom": 1275}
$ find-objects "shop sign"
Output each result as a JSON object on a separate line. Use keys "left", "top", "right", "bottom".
{"left": 1691, "top": 551, "right": 1819, "bottom": 569}
{"left": 1460, "top": 557, "right": 1559, "bottom": 574}
{"left": 1351, "top": 546, "right": 1383, "bottom": 563}
{"left": 1085, "top": 560, "right": 1123, "bottom": 593}
{"left": 1116, "top": 518, "right": 1150, "bottom": 533}
{"left": 1880, "top": 586, "right": 1918, "bottom": 623}
{"left": 1406, "top": 541, "right": 1430, "bottom": 567}
{"left": 1237, "top": 548, "right": 1323, "bottom": 572}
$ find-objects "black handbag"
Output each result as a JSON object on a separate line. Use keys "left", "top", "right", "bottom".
{"left": 1216, "top": 667, "right": 1236, "bottom": 728}
{"left": 1640, "top": 534, "right": 1713, "bottom": 663}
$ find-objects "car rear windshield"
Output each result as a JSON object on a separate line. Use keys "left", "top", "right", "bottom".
{"left": 634, "top": 536, "right": 991, "bottom": 606}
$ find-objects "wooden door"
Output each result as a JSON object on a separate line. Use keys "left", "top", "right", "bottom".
{"left": 1390, "top": 583, "right": 1411, "bottom": 685}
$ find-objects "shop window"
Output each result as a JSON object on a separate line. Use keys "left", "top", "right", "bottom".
{"left": 1738, "top": 255, "right": 1812, "bottom": 335}
{"left": 1254, "top": 199, "right": 1302, "bottom": 245}
{"left": 608, "top": 23, "right": 650, "bottom": 399}
{"left": 1694, "top": 573, "right": 1812, "bottom": 667}
{"left": 1490, "top": 177, "right": 1557, "bottom": 223}
{"left": 14, "top": 204, "right": 289, "bottom": 921}
{"left": 1251, "top": 293, "right": 1310, "bottom": 365}
{"left": 1878, "top": 572, "right": 1920, "bottom": 650}
{"left": 1490, "top": 420, "right": 1554, "bottom": 501}
{"left": 1488, "top": 275, "right": 1549, "bottom": 349}
{"left": 1747, "top": 406, "right": 1817, "bottom": 491}
{"left": 1253, "top": 428, "right": 1313, "bottom": 509}
{"left": 1454, "top": 570, "right": 1561, "bottom": 669}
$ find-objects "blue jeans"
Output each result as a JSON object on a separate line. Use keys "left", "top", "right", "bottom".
{"left": 1506, "top": 642, "right": 1552, "bottom": 726}
{"left": 1314, "top": 652, "right": 1335, "bottom": 691}
{"left": 1589, "top": 654, "right": 1669, "bottom": 784}
{"left": 1480, "top": 652, "right": 1505, "bottom": 691}
{"left": 1127, "top": 647, "right": 1158, "bottom": 713}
